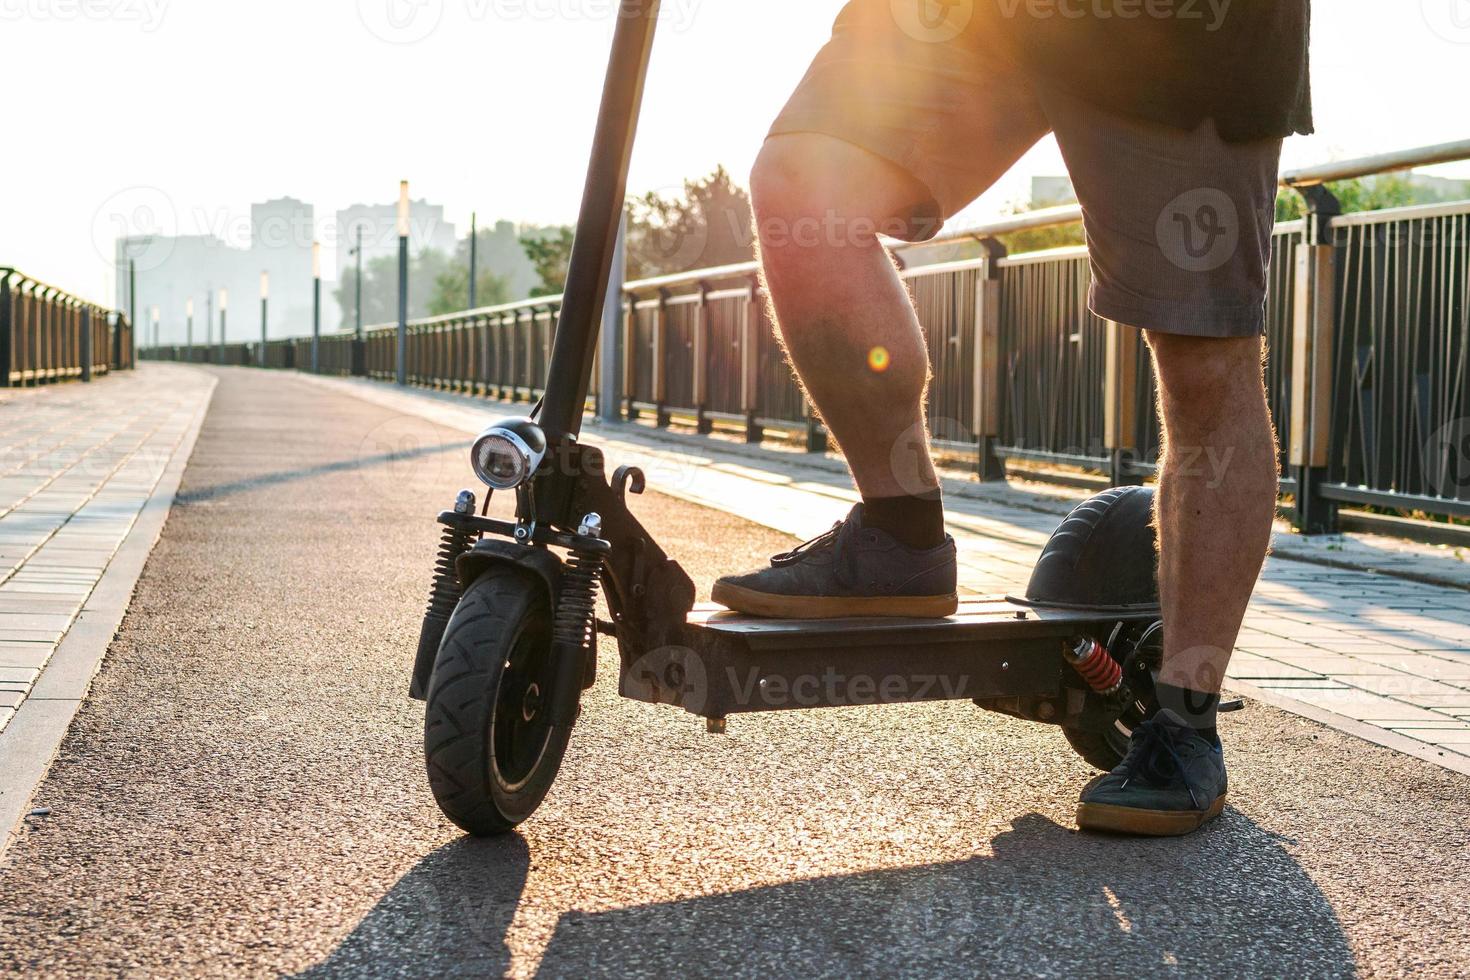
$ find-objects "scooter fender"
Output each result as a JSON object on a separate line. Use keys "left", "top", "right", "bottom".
{"left": 454, "top": 538, "right": 565, "bottom": 606}
{"left": 410, "top": 539, "right": 567, "bottom": 701}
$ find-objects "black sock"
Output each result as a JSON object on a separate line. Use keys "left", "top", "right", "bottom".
{"left": 1154, "top": 681, "right": 1220, "bottom": 744}
{"left": 860, "top": 494, "right": 946, "bottom": 550}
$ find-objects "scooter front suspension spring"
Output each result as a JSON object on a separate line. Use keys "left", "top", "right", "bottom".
{"left": 412, "top": 518, "right": 475, "bottom": 699}
{"left": 553, "top": 547, "right": 604, "bottom": 650}
{"left": 1066, "top": 637, "right": 1123, "bottom": 696}
{"left": 426, "top": 522, "right": 473, "bottom": 622}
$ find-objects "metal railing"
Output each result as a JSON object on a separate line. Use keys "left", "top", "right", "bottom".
{"left": 141, "top": 139, "right": 1470, "bottom": 531}
{"left": 0, "top": 269, "right": 133, "bottom": 387}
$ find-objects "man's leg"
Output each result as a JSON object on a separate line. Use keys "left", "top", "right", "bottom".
{"left": 1076, "top": 331, "right": 1277, "bottom": 835}
{"left": 750, "top": 133, "right": 939, "bottom": 508}
{"left": 709, "top": 134, "right": 961, "bottom": 620}
{"left": 1146, "top": 331, "right": 1278, "bottom": 704}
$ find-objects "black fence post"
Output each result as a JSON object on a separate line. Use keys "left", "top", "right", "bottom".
{"left": 1288, "top": 183, "right": 1342, "bottom": 534}
{"left": 0, "top": 272, "right": 11, "bottom": 388}
{"left": 80, "top": 306, "right": 92, "bottom": 382}
{"left": 974, "top": 238, "right": 1007, "bottom": 480}
{"left": 693, "top": 281, "right": 712, "bottom": 435}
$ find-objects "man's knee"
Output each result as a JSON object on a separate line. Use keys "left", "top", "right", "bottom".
{"left": 1145, "top": 331, "right": 1265, "bottom": 409}
{"left": 751, "top": 135, "right": 929, "bottom": 253}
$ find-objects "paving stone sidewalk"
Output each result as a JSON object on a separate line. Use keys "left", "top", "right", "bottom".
{"left": 296, "top": 372, "right": 1470, "bottom": 773}
{"left": 0, "top": 365, "right": 215, "bottom": 734}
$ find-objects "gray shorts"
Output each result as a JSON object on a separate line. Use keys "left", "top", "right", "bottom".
{"left": 768, "top": 1, "right": 1284, "bottom": 338}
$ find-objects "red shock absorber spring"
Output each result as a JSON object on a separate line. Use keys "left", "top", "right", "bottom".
{"left": 1066, "top": 637, "right": 1123, "bottom": 696}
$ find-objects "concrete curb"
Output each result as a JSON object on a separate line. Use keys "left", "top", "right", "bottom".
{"left": 287, "top": 372, "right": 1470, "bottom": 591}
{"left": 1228, "top": 680, "right": 1470, "bottom": 778}
{"left": 0, "top": 372, "right": 218, "bottom": 861}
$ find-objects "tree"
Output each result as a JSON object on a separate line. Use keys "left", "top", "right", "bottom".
{"left": 519, "top": 167, "right": 759, "bottom": 296}
{"left": 429, "top": 265, "right": 510, "bottom": 316}
{"left": 626, "top": 166, "right": 755, "bottom": 280}
{"left": 1275, "top": 175, "right": 1418, "bottom": 222}
{"left": 521, "top": 227, "right": 576, "bottom": 297}
{"left": 333, "top": 247, "right": 457, "bottom": 329}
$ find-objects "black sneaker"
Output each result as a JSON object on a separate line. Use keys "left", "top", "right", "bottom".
{"left": 1075, "top": 709, "right": 1228, "bottom": 836}
{"left": 711, "top": 503, "right": 958, "bottom": 619}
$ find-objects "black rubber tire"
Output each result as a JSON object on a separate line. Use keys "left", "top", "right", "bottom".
{"left": 1061, "top": 621, "right": 1163, "bottom": 772}
{"left": 423, "top": 567, "right": 570, "bottom": 836}
{"left": 1062, "top": 724, "right": 1131, "bottom": 772}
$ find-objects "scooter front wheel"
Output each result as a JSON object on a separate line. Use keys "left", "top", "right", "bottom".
{"left": 423, "top": 567, "right": 570, "bottom": 836}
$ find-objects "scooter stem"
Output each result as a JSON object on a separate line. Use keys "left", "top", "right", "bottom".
{"left": 539, "top": 0, "right": 662, "bottom": 442}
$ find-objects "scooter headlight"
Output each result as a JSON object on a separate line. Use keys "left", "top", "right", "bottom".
{"left": 470, "top": 418, "right": 547, "bottom": 490}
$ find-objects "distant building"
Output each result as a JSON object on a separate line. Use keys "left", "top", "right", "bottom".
{"left": 1030, "top": 176, "right": 1077, "bottom": 208}
{"left": 116, "top": 196, "right": 324, "bottom": 348}
{"left": 333, "top": 200, "right": 458, "bottom": 283}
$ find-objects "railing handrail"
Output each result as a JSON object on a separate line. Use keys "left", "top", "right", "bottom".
{"left": 314, "top": 138, "right": 1470, "bottom": 339}
{"left": 1282, "top": 138, "right": 1470, "bottom": 187}
{"left": 0, "top": 267, "right": 114, "bottom": 311}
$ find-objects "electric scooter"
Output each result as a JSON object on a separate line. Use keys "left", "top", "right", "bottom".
{"left": 408, "top": 0, "right": 1168, "bottom": 837}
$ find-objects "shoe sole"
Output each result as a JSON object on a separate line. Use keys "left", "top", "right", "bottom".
{"left": 711, "top": 582, "right": 959, "bottom": 620}
{"left": 1075, "top": 792, "right": 1227, "bottom": 837}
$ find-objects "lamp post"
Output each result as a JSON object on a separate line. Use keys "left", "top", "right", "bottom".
{"left": 259, "top": 270, "right": 269, "bottom": 367}
{"left": 205, "top": 286, "right": 213, "bottom": 360}
{"left": 396, "top": 179, "right": 409, "bottom": 386}
{"left": 349, "top": 224, "right": 366, "bottom": 377}
{"left": 151, "top": 305, "right": 159, "bottom": 351}
{"left": 185, "top": 298, "right": 194, "bottom": 361}
{"left": 127, "top": 259, "right": 136, "bottom": 363}
{"left": 353, "top": 224, "right": 363, "bottom": 341}
{"left": 312, "top": 241, "right": 322, "bottom": 374}
{"left": 218, "top": 288, "right": 228, "bottom": 364}
{"left": 468, "top": 211, "right": 477, "bottom": 309}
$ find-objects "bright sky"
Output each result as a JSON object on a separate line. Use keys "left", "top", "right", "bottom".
{"left": 4, "top": 0, "right": 1469, "bottom": 306}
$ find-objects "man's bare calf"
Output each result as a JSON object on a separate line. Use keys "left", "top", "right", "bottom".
{"left": 1146, "top": 332, "right": 1278, "bottom": 706}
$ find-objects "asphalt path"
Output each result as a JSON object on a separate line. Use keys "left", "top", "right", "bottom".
{"left": 1, "top": 367, "right": 1467, "bottom": 978}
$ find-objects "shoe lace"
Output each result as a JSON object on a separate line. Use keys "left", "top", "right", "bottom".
{"left": 771, "top": 521, "right": 846, "bottom": 567}
{"left": 1117, "top": 717, "right": 1205, "bottom": 810}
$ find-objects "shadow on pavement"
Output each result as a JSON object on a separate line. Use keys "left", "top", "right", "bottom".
{"left": 175, "top": 442, "right": 458, "bottom": 506}
{"left": 299, "top": 812, "right": 1354, "bottom": 977}
{"left": 295, "top": 835, "right": 529, "bottom": 979}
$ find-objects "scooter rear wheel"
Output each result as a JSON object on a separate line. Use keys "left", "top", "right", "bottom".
{"left": 423, "top": 567, "right": 570, "bottom": 836}
{"left": 1062, "top": 621, "right": 1162, "bottom": 771}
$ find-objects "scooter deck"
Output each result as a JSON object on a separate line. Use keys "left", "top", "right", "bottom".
{"left": 618, "top": 596, "right": 1158, "bottom": 719}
